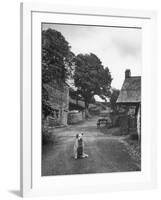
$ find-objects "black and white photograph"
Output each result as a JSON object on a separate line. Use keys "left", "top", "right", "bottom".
{"left": 41, "top": 23, "right": 141, "bottom": 176}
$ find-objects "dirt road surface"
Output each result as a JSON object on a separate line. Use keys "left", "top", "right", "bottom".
{"left": 42, "top": 117, "right": 140, "bottom": 176}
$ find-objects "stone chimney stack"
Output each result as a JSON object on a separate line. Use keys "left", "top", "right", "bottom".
{"left": 125, "top": 69, "right": 131, "bottom": 78}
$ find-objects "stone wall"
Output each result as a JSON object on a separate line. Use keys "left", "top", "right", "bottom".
{"left": 68, "top": 111, "right": 85, "bottom": 124}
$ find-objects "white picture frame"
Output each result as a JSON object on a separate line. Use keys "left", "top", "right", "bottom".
{"left": 20, "top": 2, "right": 157, "bottom": 197}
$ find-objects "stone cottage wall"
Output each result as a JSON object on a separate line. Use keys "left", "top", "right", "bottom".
{"left": 43, "top": 83, "right": 69, "bottom": 126}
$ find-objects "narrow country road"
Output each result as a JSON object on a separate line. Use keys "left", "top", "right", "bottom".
{"left": 42, "top": 117, "right": 140, "bottom": 176}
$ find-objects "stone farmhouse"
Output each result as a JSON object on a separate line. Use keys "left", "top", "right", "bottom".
{"left": 117, "top": 69, "right": 141, "bottom": 142}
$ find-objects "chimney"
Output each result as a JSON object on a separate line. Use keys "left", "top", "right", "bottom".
{"left": 125, "top": 69, "right": 131, "bottom": 78}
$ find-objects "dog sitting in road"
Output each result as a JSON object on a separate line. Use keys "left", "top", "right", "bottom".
{"left": 73, "top": 133, "right": 88, "bottom": 159}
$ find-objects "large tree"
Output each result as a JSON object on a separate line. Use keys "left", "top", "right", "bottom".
{"left": 42, "top": 28, "right": 74, "bottom": 83}
{"left": 42, "top": 28, "right": 74, "bottom": 118}
{"left": 109, "top": 88, "right": 120, "bottom": 113}
{"left": 73, "top": 53, "right": 112, "bottom": 117}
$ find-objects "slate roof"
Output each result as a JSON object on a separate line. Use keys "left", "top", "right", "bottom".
{"left": 117, "top": 76, "right": 141, "bottom": 103}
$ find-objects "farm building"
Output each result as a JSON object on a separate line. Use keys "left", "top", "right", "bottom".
{"left": 43, "top": 81, "right": 69, "bottom": 127}
{"left": 117, "top": 69, "right": 141, "bottom": 141}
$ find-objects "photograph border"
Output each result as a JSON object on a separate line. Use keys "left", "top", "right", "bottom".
{"left": 20, "top": 2, "right": 157, "bottom": 197}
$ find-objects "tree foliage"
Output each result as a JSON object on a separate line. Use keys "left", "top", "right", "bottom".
{"left": 42, "top": 28, "right": 74, "bottom": 118}
{"left": 69, "top": 88, "right": 82, "bottom": 101}
{"left": 42, "top": 28, "right": 74, "bottom": 83}
{"left": 73, "top": 53, "right": 112, "bottom": 116}
{"left": 110, "top": 88, "right": 120, "bottom": 112}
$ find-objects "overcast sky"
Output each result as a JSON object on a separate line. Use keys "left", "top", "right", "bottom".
{"left": 43, "top": 23, "right": 142, "bottom": 101}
